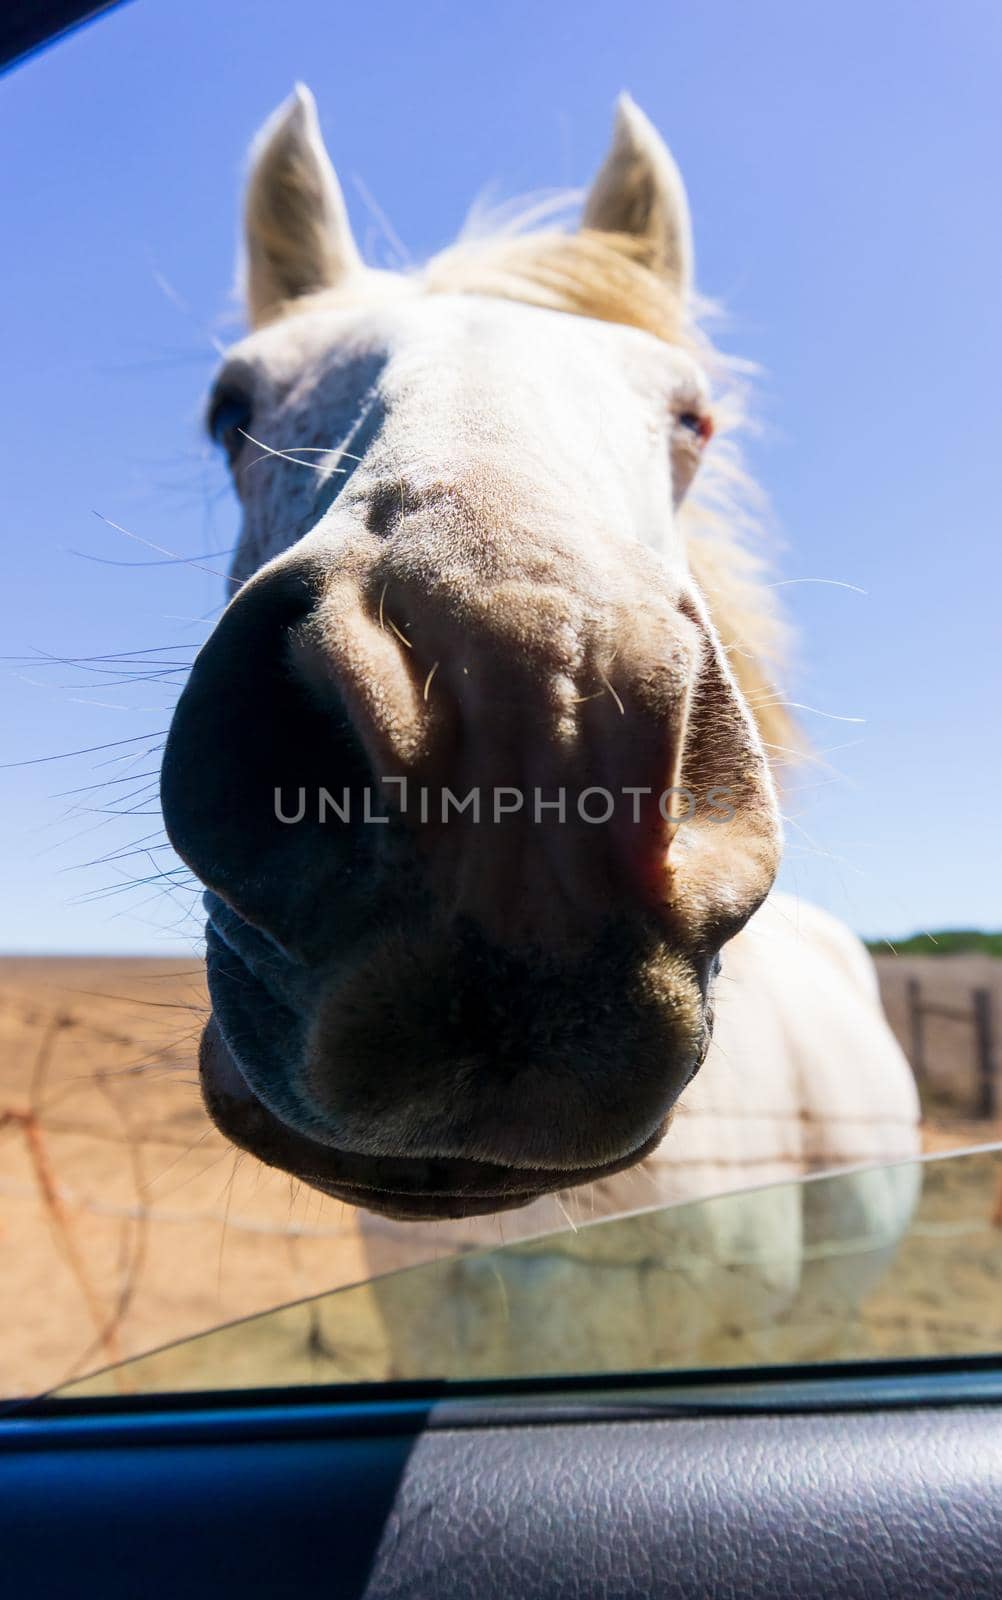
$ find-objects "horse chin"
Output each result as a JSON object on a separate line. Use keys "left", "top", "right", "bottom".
{"left": 198, "top": 1015, "right": 674, "bottom": 1221}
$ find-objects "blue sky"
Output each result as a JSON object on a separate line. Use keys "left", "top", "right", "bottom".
{"left": 1, "top": 0, "right": 999, "bottom": 952}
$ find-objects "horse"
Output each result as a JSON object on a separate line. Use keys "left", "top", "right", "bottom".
{"left": 160, "top": 87, "right": 920, "bottom": 1299}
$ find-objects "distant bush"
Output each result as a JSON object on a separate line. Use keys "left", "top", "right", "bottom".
{"left": 866, "top": 930, "right": 1002, "bottom": 958}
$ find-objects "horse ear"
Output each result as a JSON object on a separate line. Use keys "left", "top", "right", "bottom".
{"left": 243, "top": 84, "right": 363, "bottom": 328}
{"left": 581, "top": 93, "right": 694, "bottom": 299}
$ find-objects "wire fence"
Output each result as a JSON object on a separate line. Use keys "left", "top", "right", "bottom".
{"left": 904, "top": 977, "right": 999, "bottom": 1119}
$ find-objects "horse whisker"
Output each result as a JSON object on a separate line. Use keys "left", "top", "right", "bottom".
{"left": 237, "top": 429, "right": 348, "bottom": 476}
{"left": 386, "top": 617, "right": 412, "bottom": 650}
{"left": 767, "top": 576, "right": 867, "bottom": 594}
{"left": 597, "top": 669, "right": 625, "bottom": 716}
{"left": 92, "top": 511, "right": 239, "bottom": 586}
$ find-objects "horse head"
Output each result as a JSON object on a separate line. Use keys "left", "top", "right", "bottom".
{"left": 161, "top": 88, "right": 784, "bottom": 1219}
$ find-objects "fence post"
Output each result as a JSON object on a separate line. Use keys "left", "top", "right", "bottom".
{"left": 972, "top": 988, "right": 998, "bottom": 1120}
{"left": 906, "top": 976, "right": 925, "bottom": 1081}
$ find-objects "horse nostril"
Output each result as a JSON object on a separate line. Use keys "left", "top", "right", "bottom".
{"left": 161, "top": 556, "right": 374, "bottom": 959}
{"left": 285, "top": 575, "right": 444, "bottom": 783}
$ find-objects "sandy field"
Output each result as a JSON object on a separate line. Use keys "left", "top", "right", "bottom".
{"left": 1, "top": 955, "right": 999, "bottom": 1398}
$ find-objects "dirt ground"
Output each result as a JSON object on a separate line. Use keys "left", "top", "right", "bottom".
{"left": 1, "top": 956, "right": 999, "bottom": 1399}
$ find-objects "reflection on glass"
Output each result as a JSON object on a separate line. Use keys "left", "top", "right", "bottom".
{"left": 61, "top": 1147, "right": 1002, "bottom": 1396}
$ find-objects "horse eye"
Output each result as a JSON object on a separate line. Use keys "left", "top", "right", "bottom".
{"left": 208, "top": 390, "right": 253, "bottom": 459}
{"left": 677, "top": 410, "right": 713, "bottom": 444}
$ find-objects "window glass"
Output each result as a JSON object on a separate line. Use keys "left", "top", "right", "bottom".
{"left": 2, "top": 1, "right": 1000, "bottom": 1404}
{"left": 61, "top": 1147, "right": 1002, "bottom": 1396}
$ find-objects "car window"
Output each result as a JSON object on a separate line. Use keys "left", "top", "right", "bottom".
{"left": 2, "top": 0, "right": 1001, "bottom": 1407}
{"left": 59, "top": 1146, "right": 1002, "bottom": 1395}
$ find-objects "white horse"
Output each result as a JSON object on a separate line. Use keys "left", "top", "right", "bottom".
{"left": 160, "top": 88, "right": 919, "bottom": 1308}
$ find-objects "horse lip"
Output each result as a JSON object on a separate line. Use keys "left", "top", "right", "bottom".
{"left": 292, "top": 1176, "right": 548, "bottom": 1221}
{"left": 200, "top": 1012, "right": 669, "bottom": 1216}
{"left": 203, "top": 906, "right": 693, "bottom": 1174}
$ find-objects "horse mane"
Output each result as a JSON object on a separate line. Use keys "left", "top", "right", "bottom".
{"left": 420, "top": 223, "right": 799, "bottom": 761}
